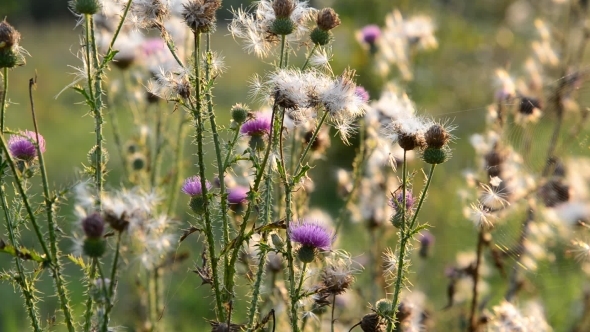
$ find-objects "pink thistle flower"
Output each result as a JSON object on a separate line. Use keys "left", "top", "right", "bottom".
{"left": 181, "top": 176, "right": 212, "bottom": 196}
{"left": 289, "top": 220, "right": 334, "bottom": 251}
{"left": 8, "top": 130, "right": 45, "bottom": 161}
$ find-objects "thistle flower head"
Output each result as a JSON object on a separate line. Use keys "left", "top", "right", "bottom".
{"left": 8, "top": 130, "right": 46, "bottom": 161}
{"left": 289, "top": 220, "right": 334, "bottom": 251}
{"left": 240, "top": 112, "right": 272, "bottom": 136}
{"left": 182, "top": 176, "right": 212, "bottom": 196}
{"left": 360, "top": 24, "right": 380, "bottom": 44}
{"left": 81, "top": 212, "right": 105, "bottom": 239}
{"left": 320, "top": 252, "right": 359, "bottom": 295}
{"left": 0, "top": 20, "right": 21, "bottom": 49}
{"left": 182, "top": 0, "right": 221, "bottom": 32}
{"left": 386, "top": 116, "right": 428, "bottom": 151}
{"left": 0, "top": 20, "right": 27, "bottom": 68}
{"left": 316, "top": 8, "right": 340, "bottom": 31}
{"left": 227, "top": 185, "right": 249, "bottom": 205}
{"left": 388, "top": 190, "right": 415, "bottom": 212}
{"left": 147, "top": 66, "right": 192, "bottom": 100}
{"left": 272, "top": 0, "right": 296, "bottom": 18}
{"left": 130, "top": 0, "right": 170, "bottom": 29}
{"left": 424, "top": 121, "right": 454, "bottom": 149}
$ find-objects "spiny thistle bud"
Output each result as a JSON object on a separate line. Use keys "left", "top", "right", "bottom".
{"left": 310, "top": 27, "right": 331, "bottom": 46}
{"left": 375, "top": 299, "right": 393, "bottom": 316}
{"left": 83, "top": 238, "right": 106, "bottom": 257}
{"left": 71, "top": 0, "right": 101, "bottom": 15}
{"left": 230, "top": 103, "right": 249, "bottom": 124}
{"left": 271, "top": 17, "right": 295, "bottom": 36}
{"left": 87, "top": 145, "right": 109, "bottom": 167}
{"left": 182, "top": 0, "right": 221, "bottom": 33}
{"left": 422, "top": 146, "right": 448, "bottom": 165}
{"left": 297, "top": 245, "right": 316, "bottom": 263}
{"left": 189, "top": 195, "right": 207, "bottom": 214}
{"left": 425, "top": 124, "right": 451, "bottom": 149}
{"left": 248, "top": 135, "right": 266, "bottom": 151}
{"left": 0, "top": 20, "right": 21, "bottom": 50}
{"left": 316, "top": 8, "right": 341, "bottom": 31}
{"left": 272, "top": 0, "right": 295, "bottom": 18}
{"left": 82, "top": 212, "right": 105, "bottom": 239}
{"left": 360, "top": 313, "right": 382, "bottom": 332}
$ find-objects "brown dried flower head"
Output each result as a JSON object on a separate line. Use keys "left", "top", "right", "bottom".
{"left": 320, "top": 262, "right": 355, "bottom": 295}
{"left": 316, "top": 8, "right": 341, "bottom": 31}
{"left": 360, "top": 313, "right": 385, "bottom": 332}
{"left": 397, "top": 130, "right": 426, "bottom": 151}
{"left": 273, "top": 0, "right": 296, "bottom": 18}
{"left": 0, "top": 20, "right": 21, "bottom": 49}
{"left": 425, "top": 123, "right": 450, "bottom": 149}
{"left": 182, "top": 0, "right": 221, "bottom": 33}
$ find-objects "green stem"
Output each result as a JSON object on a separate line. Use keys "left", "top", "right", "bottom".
{"left": 83, "top": 259, "right": 98, "bottom": 332}
{"left": 192, "top": 31, "right": 225, "bottom": 321}
{"left": 101, "top": 232, "right": 122, "bottom": 332}
{"left": 301, "top": 44, "right": 318, "bottom": 71}
{"left": 1, "top": 67, "right": 8, "bottom": 131}
{"left": 330, "top": 294, "right": 337, "bottom": 332}
{"left": 279, "top": 35, "right": 287, "bottom": 68}
{"left": 293, "top": 111, "right": 329, "bottom": 177}
{"left": 29, "top": 78, "right": 75, "bottom": 332}
{"left": 89, "top": 15, "right": 104, "bottom": 210}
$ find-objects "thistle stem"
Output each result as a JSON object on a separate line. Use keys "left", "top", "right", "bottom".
{"left": 83, "top": 259, "right": 98, "bottom": 332}
{"left": 1, "top": 67, "right": 8, "bottom": 131}
{"left": 101, "top": 232, "right": 122, "bottom": 332}
{"left": 469, "top": 229, "right": 485, "bottom": 332}
{"left": 301, "top": 44, "right": 318, "bottom": 70}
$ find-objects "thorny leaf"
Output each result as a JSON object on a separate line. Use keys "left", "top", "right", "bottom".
{"left": 0, "top": 239, "right": 48, "bottom": 263}
{"left": 67, "top": 254, "right": 87, "bottom": 269}
{"left": 292, "top": 164, "right": 312, "bottom": 185}
{"left": 179, "top": 226, "right": 202, "bottom": 243}
{"left": 73, "top": 87, "right": 96, "bottom": 110}
{"left": 193, "top": 250, "right": 212, "bottom": 285}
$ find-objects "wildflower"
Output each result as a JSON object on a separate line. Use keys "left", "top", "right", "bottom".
{"left": 389, "top": 191, "right": 415, "bottom": 211}
{"left": 130, "top": 0, "right": 170, "bottom": 29}
{"left": 360, "top": 313, "right": 384, "bottom": 332}
{"left": 8, "top": 130, "right": 46, "bottom": 162}
{"left": 320, "top": 254, "right": 358, "bottom": 295}
{"left": 231, "top": 103, "right": 249, "bottom": 124}
{"left": 81, "top": 213, "right": 106, "bottom": 258}
{"left": 181, "top": 0, "right": 221, "bottom": 33}
{"left": 0, "top": 20, "right": 27, "bottom": 68}
{"left": 310, "top": 7, "right": 340, "bottom": 45}
{"left": 183, "top": 176, "right": 212, "bottom": 214}
{"left": 360, "top": 24, "right": 381, "bottom": 45}
{"left": 227, "top": 185, "right": 249, "bottom": 213}
{"left": 229, "top": 0, "right": 314, "bottom": 58}
{"left": 289, "top": 220, "right": 334, "bottom": 262}
{"left": 418, "top": 231, "right": 435, "bottom": 258}
{"left": 423, "top": 121, "right": 454, "bottom": 164}
{"left": 241, "top": 112, "right": 272, "bottom": 151}
{"left": 355, "top": 86, "right": 370, "bottom": 103}
{"left": 479, "top": 182, "right": 510, "bottom": 210}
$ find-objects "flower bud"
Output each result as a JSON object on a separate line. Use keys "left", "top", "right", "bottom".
{"left": 375, "top": 299, "right": 393, "bottom": 316}
{"left": 249, "top": 135, "right": 266, "bottom": 152}
{"left": 297, "top": 245, "right": 316, "bottom": 263}
{"left": 310, "top": 27, "right": 331, "bottom": 46}
{"left": 72, "top": 0, "right": 101, "bottom": 15}
{"left": 189, "top": 195, "right": 207, "bottom": 214}
{"left": 83, "top": 238, "right": 106, "bottom": 257}
{"left": 316, "top": 8, "right": 340, "bottom": 31}
{"left": 231, "top": 103, "right": 249, "bottom": 124}
{"left": 82, "top": 212, "right": 105, "bottom": 239}
{"left": 423, "top": 147, "right": 448, "bottom": 165}
{"left": 271, "top": 17, "right": 295, "bottom": 36}
{"left": 425, "top": 124, "right": 450, "bottom": 149}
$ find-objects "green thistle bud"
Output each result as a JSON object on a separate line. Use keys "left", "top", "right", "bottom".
{"left": 231, "top": 103, "right": 249, "bottom": 124}
{"left": 390, "top": 209, "right": 404, "bottom": 228}
{"left": 423, "top": 147, "right": 448, "bottom": 165}
{"left": 189, "top": 195, "right": 207, "bottom": 214}
{"left": 271, "top": 17, "right": 295, "bottom": 36}
{"left": 72, "top": 0, "right": 101, "bottom": 15}
{"left": 83, "top": 238, "right": 106, "bottom": 257}
{"left": 0, "top": 50, "right": 17, "bottom": 69}
{"left": 310, "top": 27, "right": 331, "bottom": 46}
{"left": 249, "top": 135, "right": 266, "bottom": 152}
{"left": 297, "top": 245, "right": 316, "bottom": 263}
{"left": 375, "top": 299, "right": 393, "bottom": 316}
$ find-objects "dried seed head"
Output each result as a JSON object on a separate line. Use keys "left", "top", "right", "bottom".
{"left": 82, "top": 212, "right": 105, "bottom": 239}
{"left": 397, "top": 132, "right": 425, "bottom": 151}
{"left": 0, "top": 20, "right": 21, "bottom": 50}
{"left": 321, "top": 263, "right": 355, "bottom": 295}
{"left": 273, "top": 0, "right": 295, "bottom": 18}
{"left": 209, "top": 321, "right": 243, "bottom": 332}
{"left": 519, "top": 97, "right": 542, "bottom": 115}
{"left": 182, "top": 0, "right": 221, "bottom": 33}
{"left": 425, "top": 123, "right": 450, "bottom": 148}
{"left": 484, "top": 147, "right": 507, "bottom": 178}
{"left": 316, "top": 8, "right": 341, "bottom": 31}
{"left": 360, "top": 313, "right": 384, "bottom": 332}
{"left": 539, "top": 179, "right": 570, "bottom": 207}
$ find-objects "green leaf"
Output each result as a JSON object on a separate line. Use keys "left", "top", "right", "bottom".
{"left": 0, "top": 240, "right": 48, "bottom": 263}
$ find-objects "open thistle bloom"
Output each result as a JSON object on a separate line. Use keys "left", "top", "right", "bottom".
{"left": 227, "top": 185, "right": 249, "bottom": 213}
{"left": 290, "top": 220, "right": 334, "bottom": 262}
{"left": 360, "top": 24, "right": 381, "bottom": 45}
{"left": 241, "top": 112, "right": 272, "bottom": 151}
{"left": 8, "top": 130, "right": 46, "bottom": 162}
{"left": 182, "top": 176, "right": 212, "bottom": 196}
{"left": 229, "top": 0, "right": 315, "bottom": 58}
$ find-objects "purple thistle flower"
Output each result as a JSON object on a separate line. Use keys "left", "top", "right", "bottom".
{"left": 355, "top": 86, "right": 370, "bottom": 103}
{"left": 240, "top": 112, "right": 272, "bottom": 137}
{"left": 8, "top": 130, "right": 46, "bottom": 161}
{"left": 227, "top": 185, "right": 249, "bottom": 205}
{"left": 419, "top": 230, "right": 435, "bottom": 258}
{"left": 361, "top": 25, "right": 381, "bottom": 44}
{"left": 289, "top": 220, "right": 334, "bottom": 251}
{"left": 388, "top": 191, "right": 414, "bottom": 211}
{"left": 181, "top": 176, "right": 212, "bottom": 196}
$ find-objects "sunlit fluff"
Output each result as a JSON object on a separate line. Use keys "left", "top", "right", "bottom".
{"left": 129, "top": 0, "right": 170, "bottom": 29}
{"left": 228, "top": 0, "right": 315, "bottom": 58}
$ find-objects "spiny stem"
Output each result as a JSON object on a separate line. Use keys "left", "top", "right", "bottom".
{"left": 301, "top": 44, "right": 318, "bottom": 70}
{"left": 29, "top": 78, "right": 75, "bottom": 332}
{"left": 192, "top": 30, "right": 225, "bottom": 321}
{"left": 83, "top": 259, "right": 98, "bottom": 332}
{"left": 88, "top": 15, "right": 104, "bottom": 210}
{"left": 331, "top": 294, "right": 337, "bottom": 332}
{"left": 293, "top": 111, "right": 329, "bottom": 177}
{"left": 101, "top": 232, "right": 122, "bottom": 332}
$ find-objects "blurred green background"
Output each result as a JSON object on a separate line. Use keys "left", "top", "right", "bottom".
{"left": 1, "top": 0, "right": 589, "bottom": 331}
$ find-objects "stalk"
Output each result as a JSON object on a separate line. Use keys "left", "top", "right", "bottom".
{"left": 191, "top": 30, "right": 225, "bottom": 321}
{"left": 29, "top": 78, "right": 75, "bottom": 332}
{"left": 1, "top": 67, "right": 8, "bottom": 131}
{"left": 83, "top": 260, "right": 98, "bottom": 332}
{"left": 89, "top": 15, "right": 104, "bottom": 210}
{"left": 100, "top": 232, "right": 122, "bottom": 332}
{"left": 468, "top": 229, "right": 485, "bottom": 332}
{"left": 301, "top": 44, "right": 318, "bottom": 71}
